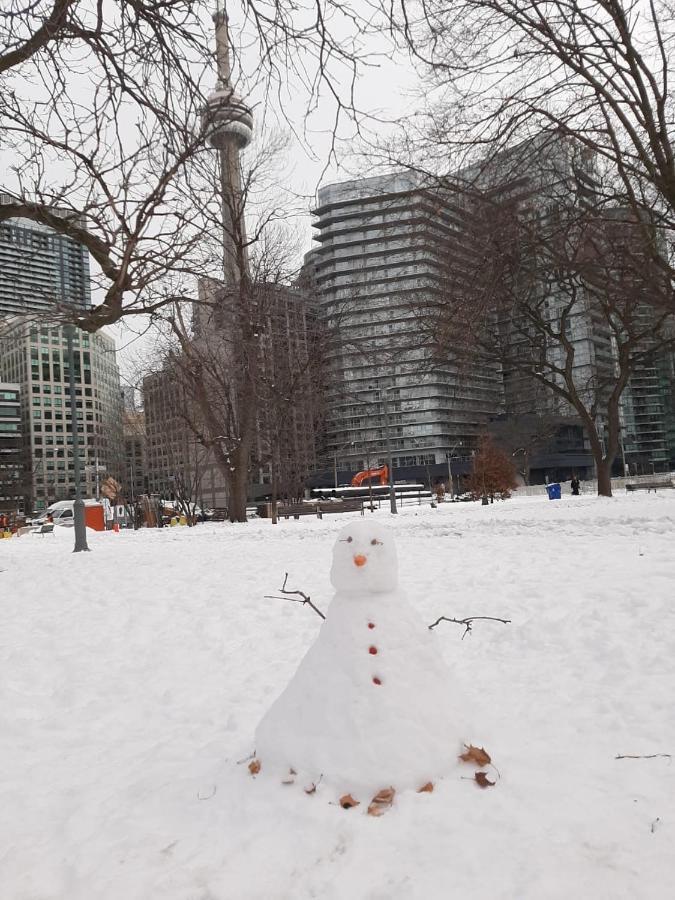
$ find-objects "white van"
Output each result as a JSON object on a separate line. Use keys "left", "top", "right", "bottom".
{"left": 32, "top": 498, "right": 110, "bottom": 526}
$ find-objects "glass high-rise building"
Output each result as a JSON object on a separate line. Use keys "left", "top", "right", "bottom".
{"left": 0, "top": 195, "right": 91, "bottom": 317}
{"left": 307, "top": 172, "right": 504, "bottom": 480}
{"left": 0, "top": 197, "right": 125, "bottom": 509}
{"left": 0, "top": 320, "right": 124, "bottom": 510}
{"left": 0, "top": 382, "right": 23, "bottom": 514}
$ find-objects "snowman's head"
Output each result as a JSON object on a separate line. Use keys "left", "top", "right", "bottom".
{"left": 330, "top": 520, "right": 398, "bottom": 594}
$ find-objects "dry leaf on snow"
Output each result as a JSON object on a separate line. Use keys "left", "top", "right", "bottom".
{"left": 367, "top": 786, "right": 396, "bottom": 816}
{"left": 417, "top": 782, "right": 434, "bottom": 793}
{"left": 367, "top": 803, "right": 387, "bottom": 817}
{"left": 371, "top": 787, "right": 395, "bottom": 804}
{"left": 460, "top": 745, "right": 492, "bottom": 767}
{"left": 339, "top": 793, "right": 360, "bottom": 809}
{"left": 248, "top": 759, "right": 261, "bottom": 775}
{"left": 475, "top": 771, "right": 495, "bottom": 788}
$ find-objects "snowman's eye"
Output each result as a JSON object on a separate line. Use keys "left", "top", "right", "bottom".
{"left": 346, "top": 536, "right": 353, "bottom": 543}
{"left": 371, "top": 538, "right": 382, "bottom": 546}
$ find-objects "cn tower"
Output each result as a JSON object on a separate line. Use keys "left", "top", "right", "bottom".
{"left": 203, "top": 1, "right": 254, "bottom": 286}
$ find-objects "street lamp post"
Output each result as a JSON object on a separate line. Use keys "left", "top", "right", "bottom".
{"left": 66, "top": 324, "right": 89, "bottom": 552}
{"left": 380, "top": 386, "right": 397, "bottom": 514}
{"left": 619, "top": 432, "right": 628, "bottom": 477}
{"left": 446, "top": 441, "right": 462, "bottom": 499}
{"left": 58, "top": 234, "right": 89, "bottom": 552}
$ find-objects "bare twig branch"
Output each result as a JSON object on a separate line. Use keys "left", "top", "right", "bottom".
{"left": 428, "top": 615, "right": 511, "bottom": 639}
{"left": 265, "top": 572, "right": 326, "bottom": 620}
{"left": 615, "top": 753, "right": 671, "bottom": 761}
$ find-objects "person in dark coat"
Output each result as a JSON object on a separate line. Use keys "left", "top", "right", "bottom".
{"left": 570, "top": 474, "right": 581, "bottom": 496}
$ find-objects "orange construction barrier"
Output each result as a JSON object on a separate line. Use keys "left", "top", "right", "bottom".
{"left": 84, "top": 504, "right": 105, "bottom": 532}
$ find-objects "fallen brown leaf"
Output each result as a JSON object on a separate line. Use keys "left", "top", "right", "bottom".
{"left": 371, "top": 787, "right": 395, "bottom": 805}
{"left": 460, "top": 745, "right": 492, "bottom": 767}
{"left": 417, "top": 782, "right": 434, "bottom": 793}
{"left": 367, "top": 786, "right": 396, "bottom": 816}
{"left": 339, "top": 793, "right": 360, "bottom": 809}
{"left": 475, "top": 771, "right": 495, "bottom": 788}
{"left": 248, "top": 759, "right": 261, "bottom": 776}
{"left": 367, "top": 803, "right": 386, "bottom": 817}
{"left": 304, "top": 783, "right": 317, "bottom": 795}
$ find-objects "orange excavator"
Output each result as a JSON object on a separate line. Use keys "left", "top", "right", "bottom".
{"left": 351, "top": 464, "right": 389, "bottom": 487}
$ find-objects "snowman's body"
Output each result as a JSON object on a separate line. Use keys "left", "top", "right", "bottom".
{"left": 255, "top": 521, "right": 466, "bottom": 795}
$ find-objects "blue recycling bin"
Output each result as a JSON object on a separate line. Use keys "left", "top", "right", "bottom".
{"left": 546, "top": 482, "right": 561, "bottom": 500}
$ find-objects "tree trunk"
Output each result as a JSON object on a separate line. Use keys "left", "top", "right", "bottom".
{"left": 228, "top": 465, "right": 249, "bottom": 522}
{"left": 271, "top": 453, "right": 278, "bottom": 525}
{"left": 576, "top": 408, "right": 617, "bottom": 498}
{"left": 588, "top": 436, "right": 613, "bottom": 497}
{"left": 596, "top": 458, "right": 613, "bottom": 497}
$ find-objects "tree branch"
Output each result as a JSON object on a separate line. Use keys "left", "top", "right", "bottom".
{"left": 265, "top": 572, "right": 326, "bottom": 620}
{"left": 615, "top": 753, "right": 671, "bottom": 761}
{"left": 428, "top": 615, "right": 511, "bottom": 639}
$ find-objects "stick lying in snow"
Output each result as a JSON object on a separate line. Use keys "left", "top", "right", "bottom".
{"left": 615, "top": 753, "right": 672, "bottom": 761}
{"left": 428, "top": 615, "right": 511, "bottom": 639}
{"left": 265, "top": 573, "right": 326, "bottom": 620}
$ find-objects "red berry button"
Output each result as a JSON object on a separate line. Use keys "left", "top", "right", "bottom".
{"left": 369, "top": 646, "right": 378, "bottom": 655}
{"left": 372, "top": 676, "right": 382, "bottom": 685}
{"left": 368, "top": 622, "right": 375, "bottom": 629}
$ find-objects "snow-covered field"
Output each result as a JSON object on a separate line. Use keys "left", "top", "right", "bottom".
{"left": 2, "top": 493, "right": 674, "bottom": 899}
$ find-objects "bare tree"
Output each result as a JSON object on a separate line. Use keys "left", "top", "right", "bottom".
{"left": 169, "top": 447, "right": 206, "bottom": 527}
{"left": 489, "top": 414, "right": 563, "bottom": 485}
{"left": 384, "top": 0, "right": 675, "bottom": 307}
{"left": 131, "top": 120, "right": 332, "bottom": 524}
{"left": 425, "top": 188, "right": 675, "bottom": 497}
{"left": 162, "top": 265, "right": 327, "bottom": 522}
{"left": 0, "top": 1, "right": 396, "bottom": 332}
{"left": 465, "top": 434, "right": 518, "bottom": 500}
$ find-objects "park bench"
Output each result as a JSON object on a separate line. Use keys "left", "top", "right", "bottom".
{"left": 317, "top": 499, "right": 365, "bottom": 516}
{"left": 277, "top": 503, "right": 321, "bottom": 520}
{"left": 625, "top": 478, "right": 675, "bottom": 493}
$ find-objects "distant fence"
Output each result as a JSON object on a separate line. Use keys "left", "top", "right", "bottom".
{"left": 516, "top": 472, "right": 675, "bottom": 497}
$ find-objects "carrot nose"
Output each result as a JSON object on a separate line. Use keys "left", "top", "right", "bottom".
{"left": 353, "top": 554, "right": 367, "bottom": 567}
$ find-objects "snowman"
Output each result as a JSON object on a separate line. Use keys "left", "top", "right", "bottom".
{"left": 255, "top": 519, "right": 468, "bottom": 805}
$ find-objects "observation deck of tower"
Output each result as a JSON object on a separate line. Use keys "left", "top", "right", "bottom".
{"left": 203, "top": 1, "right": 253, "bottom": 286}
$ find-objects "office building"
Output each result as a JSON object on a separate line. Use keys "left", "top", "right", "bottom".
{"left": 0, "top": 382, "right": 24, "bottom": 513}
{"left": 122, "top": 407, "right": 147, "bottom": 502}
{"left": 468, "top": 136, "right": 675, "bottom": 477}
{"left": 0, "top": 319, "right": 124, "bottom": 510}
{"left": 0, "top": 194, "right": 91, "bottom": 317}
{"left": 307, "top": 172, "right": 504, "bottom": 482}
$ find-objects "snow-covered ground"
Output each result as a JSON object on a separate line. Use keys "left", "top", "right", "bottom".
{"left": 2, "top": 493, "right": 674, "bottom": 899}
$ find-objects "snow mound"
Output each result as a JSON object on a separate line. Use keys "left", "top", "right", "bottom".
{"left": 255, "top": 520, "right": 468, "bottom": 796}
